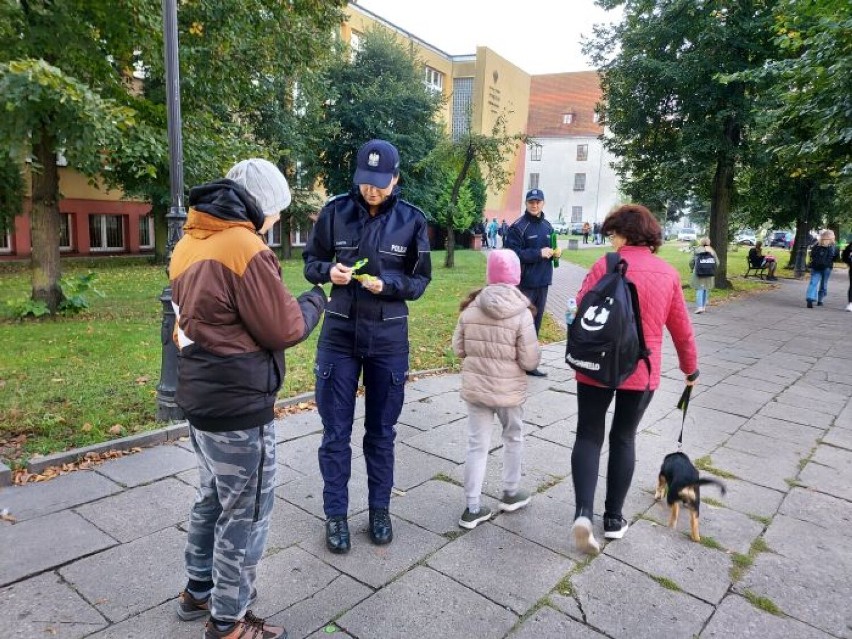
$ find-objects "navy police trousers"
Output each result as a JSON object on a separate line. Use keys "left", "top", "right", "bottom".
{"left": 315, "top": 349, "right": 408, "bottom": 518}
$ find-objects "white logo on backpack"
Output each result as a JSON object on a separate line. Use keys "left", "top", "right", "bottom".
{"left": 579, "top": 299, "right": 613, "bottom": 332}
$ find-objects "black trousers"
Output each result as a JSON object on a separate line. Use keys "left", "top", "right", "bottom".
{"left": 571, "top": 382, "right": 653, "bottom": 520}
{"left": 519, "top": 285, "right": 549, "bottom": 335}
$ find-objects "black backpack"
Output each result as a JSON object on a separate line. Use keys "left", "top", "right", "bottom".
{"left": 809, "top": 244, "right": 834, "bottom": 269}
{"left": 565, "top": 253, "right": 651, "bottom": 388}
{"left": 693, "top": 250, "right": 717, "bottom": 277}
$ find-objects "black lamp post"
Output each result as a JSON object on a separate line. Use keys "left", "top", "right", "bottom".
{"left": 155, "top": 0, "right": 186, "bottom": 421}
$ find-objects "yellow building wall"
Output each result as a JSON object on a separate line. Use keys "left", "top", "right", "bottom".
{"left": 21, "top": 166, "right": 135, "bottom": 202}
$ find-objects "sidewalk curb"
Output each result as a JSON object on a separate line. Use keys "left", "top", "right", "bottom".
{"left": 0, "top": 461, "right": 10, "bottom": 487}
{"left": 20, "top": 371, "right": 452, "bottom": 477}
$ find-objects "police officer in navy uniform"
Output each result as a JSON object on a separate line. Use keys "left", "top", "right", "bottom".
{"left": 303, "top": 139, "right": 432, "bottom": 553}
{"left": 504, "top": 188, "right": 557, "bottom": 377}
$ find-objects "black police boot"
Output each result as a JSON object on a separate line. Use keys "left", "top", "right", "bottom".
{"left": 369, "top": 508, "right": 393, "bottom": 545}
{"left": 325, "top": 516, "right": 350, "bottom": 554}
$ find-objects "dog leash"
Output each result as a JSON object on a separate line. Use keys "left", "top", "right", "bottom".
{"left": 676, "top": 371, "right": 699, "bottom": 449}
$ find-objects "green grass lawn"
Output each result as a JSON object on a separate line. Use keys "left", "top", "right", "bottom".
{"left": 0, "top": 250, "right": 564, "bottom": 464}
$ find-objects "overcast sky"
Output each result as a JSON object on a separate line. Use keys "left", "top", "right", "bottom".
{"left": 356, "top": 0, "right": 623, "bottom": 75}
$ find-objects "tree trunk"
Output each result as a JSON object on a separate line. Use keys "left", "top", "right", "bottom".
{"left": 280, "top": 215, "right": 293, "bottom": 260}
{"left": 445, "top": 144, "right": 476, "bottom": 268}
{"left": 152, "top": 203, "right": 169, "bottom": 264}
{"left": 791, "top": 181, "right": 814, "bottom": 277}
{"left": 709, "top": 118, "right": 740, "bottom": 290}
{"left": 30, "top": 126, "right": 65, "bottom": 313}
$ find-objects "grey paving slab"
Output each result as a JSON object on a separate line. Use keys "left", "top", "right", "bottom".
{"left": 721, "top": 371, "right": 790, "bottom": 394}
{"left": 267, "top": 574, "right": 372, "bottom": 639}
{"left": 278, "top": 468, "right": 370, "bottom": 519}
{"left": 822, "top": 425, "right": 852, "bottom": 450}
{"left": 572, "top": 555, "right": 714, "bottom": 639}
{"left": 264, "top": 498, "right": 324, "bottom": 552}
{"left": 522, "top": 389, "right": 577, "bottom": 426}
{"left": 508, "top": 605, "right": 608, "bottom": 639}
{"left": 724, "top": 429, "right": 813, "bottom": 461}
{"left": 337, "top": 566, "right": 517, "bottom": 639}
{"left": 799, "top": 445, "right": 852, "bottom": 500}
{"left": 0, "top": 572, "right": 108, "bottom": 639}
{"left": 74, "top": 477, "right": 195, "bottom": 543}
{"left": 0, "top": 469, "right": 121, "bottom": 522}
{"left": 391, "top": 478, "right": 468, "bottom": 536}
{"left": 407, "top": 372, "right": 462, "bottom": 396}
{"left": 530, "top": 417, "right": 576, "bottom": 448}
{"left": 278, "top": 433, "right": 324, "bottom": 475}
{"left": 602, "top": 519, "right": 731, "bottom": 604}
{"left": 427, "top": 522, "right": 573, "bottom": 614}
{"left": 271, "top": 462, "right": 306, "bottom": 488}
{"left": 692, "top": 383, "right": 776, "bottom": 418}
{"left": 94, "top": 444, "right": 197, "bottom": 488}
{"left": 707, "top": 476, "right": 785, "bottom": 520}
{"left": 702, "top": 593, "right": 836, "bottom": 639}
{"left": 59, "top": 526, "right": 185, "bottom": 623}
{"left": 391, "top": 442, "right": 455, "bottom": 491}
{"left": 405, "top": 418, "right": 473, "bottom": 463}
{"left": 300, "top": 511, "right": 446, "bottom": 588}
{"left": 305, "top": 628, "right": 353, "bottom": 639}
{"left": 736, "top": 552, "right": 852, "bottom": 637}
{"left": 758, "top": 401, "right": 837, "bottom": 429}
{"left": 395, "top": 395, "right": 466, "bottom": 432}
{"left": 776, "top": 381, "right": 850, "bottom": 414}
{"left": 250, "top": 546, "right": 341, "bottom": 618}
{"left": 707, "top": 446, "right": 796, "bottom": 492}
{"left": 741, "top": 414, "right": 827, "bottom": 447}
{"left": 761, "top": 513, "right": 852, "bottom": 571}
{"left": 779, "top": 486, "right": 852, "bottom": 535}
{"left": 85, "top": 601, "right": 200, "bottom": 639}
{"left": 0, "top": 510, "right": 116, "bottom": 587}
{"left": 274, "top": 411, "right": 323, "bottom": 443}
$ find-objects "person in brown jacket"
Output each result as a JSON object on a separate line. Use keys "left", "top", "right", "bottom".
{"left": 452, "top": 250, "right": 541, "bottom": 529}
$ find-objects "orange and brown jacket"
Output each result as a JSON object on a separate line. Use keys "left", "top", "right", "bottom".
{"left": 169, "top": 180, "right": 324, "bottom": 431}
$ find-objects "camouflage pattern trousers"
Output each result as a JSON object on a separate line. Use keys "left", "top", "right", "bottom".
{"left": 184, "top": 422, "right": 276, "bottom": 622}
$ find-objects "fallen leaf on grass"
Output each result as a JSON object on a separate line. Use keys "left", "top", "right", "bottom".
{"left": 81, "top": 423, "right": 93, "bottom": 432}
{"left": 108, "top": 425, "right": 123, "bottom": 436}
{"left": 13, "top": 447, "right": 146, "bottom": 484}
{"left": 135, "top": 376, "right": 150, "bottom": 385}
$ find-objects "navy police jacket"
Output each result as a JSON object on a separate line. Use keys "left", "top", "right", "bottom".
{"left": 303, "top": 187, "right": 432, "bottom": 356}
{"left": 504, "top": 211, "right": 555, "bottom": 288}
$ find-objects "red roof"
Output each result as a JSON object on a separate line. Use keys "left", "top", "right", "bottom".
{"left": 527, "top": 71, "right": 604, "bottom": 138}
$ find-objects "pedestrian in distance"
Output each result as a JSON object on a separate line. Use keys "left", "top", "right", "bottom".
{"left": 452, "top": 249, "right": 542, "bottom": 529}
{"left": 748, "top": 241, "right": 778, "bottom": 280}
{"left": 500, "top": 219, "right": 509, "bottom": 246}
{"left": 303, "top": 139, "right": 432, "bottom": 554}
{"left": 842, "top": 240, "right": 852, "bottom": 312}
{"left": 593, "top": 221, "right": 601, "bottom": 245}
{"left": 487, "top": 217, "right": 499, "bottom": 250}
{"left": 569, "top": 204, "right": 698, "bottom": 555}
{"left": 806, "top": 230, "right": 839, "bottom": 308}
{"left": 582, "top": 221, "right": 591, "bottom": 245}
{"left": 171, "top": 158, "right": 326, "bottom": 639}
{"left": 689, "top": 237, "right": 718, "bottom": 313}
{"left": 504, "top": 188, "right": 561, "bottom": 377}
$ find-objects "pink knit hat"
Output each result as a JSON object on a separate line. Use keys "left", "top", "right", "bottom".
{"left": 486, "top": 249, "right": 521, "bottom": 285}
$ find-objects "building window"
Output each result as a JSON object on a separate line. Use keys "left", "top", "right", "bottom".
{"left": 530, "top": 144, "right": 542, "bottom": 161}
{"left": 59, "top": 213, "right": 72, "bottom": 252}
{"left": 593, "top": 112, "right": 601, "bottom": 124}
{"left": 571, "top": 206, "right": 583, "bottom": 223}
{"left": 266, "top": 219, "right": 282, "bottom": 248}
{"left": 292, "top": 222, "right": 307, "bottom": 247}
{"left": 576, "top": 144, "right": 589, "bottom": 161}
{"left": 139, "top": 215, "right": 154, "bottom": 249}
{"left": 0, "top": 225, "right": 10, "bottom": 254}
{"left": 528, "top": 173, "right": 540, "bottom": 190}
{"left": 573, "top": 173, "right": 586, "bottom": 191}
{"left": 424, "top": 66, "right": 444, "bottom": 95}
{"left": 89, "top": 214, "right": 125, "bottom": 251}
{"left": 452, "top": 77, "right": 474, "bottom": 140}
{"left": 562, "top": 112, "right": 574, "bottom": 124}
{"left": 349, "top": 30, "right": 363, "bottom": 59}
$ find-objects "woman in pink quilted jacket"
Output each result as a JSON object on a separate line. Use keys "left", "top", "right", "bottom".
{"left": 570, "top": 204, "right": 699, "bottom": 555}
{"left": 452, "top": 250, "right": 542, "bottom": 529}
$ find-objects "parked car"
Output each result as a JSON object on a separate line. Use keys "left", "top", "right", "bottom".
{"left": 551, "top": 221, "right": 570, "bottom": 235}
{"left": 734, "top": 230, "right": 757, "bottom": 246}
{"left": 677, "top": 228, "right": 697, "bottom": 242}
{"left": 769, "top": 231, "right": 793, "bottom": 249}
{"left": 571, "top": 222, "right": 584, "bottom": 235}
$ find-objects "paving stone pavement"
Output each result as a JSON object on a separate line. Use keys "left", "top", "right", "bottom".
{"left": 2, "top": 266, "right": 851, "bottom": 639}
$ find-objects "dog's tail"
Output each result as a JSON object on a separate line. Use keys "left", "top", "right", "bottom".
{"left": 698, "top": 478, "right": 727, "bottom": 495}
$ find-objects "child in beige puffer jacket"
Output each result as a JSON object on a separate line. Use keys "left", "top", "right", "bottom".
{"left": 452, "top": 249, "right": 542, "bottom": 529}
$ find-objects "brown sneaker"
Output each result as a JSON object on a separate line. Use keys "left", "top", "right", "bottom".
{"left": 204, "top": 611, "right": 287, "bottom": 639}
{"left": 176, "top": 590, "right": 210, "bottom": 621}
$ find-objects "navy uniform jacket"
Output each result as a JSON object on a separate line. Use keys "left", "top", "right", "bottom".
{"left": 505, "top": 211, "right": 555, "bottom": 288}
{"left": 303, "top": 188, "right": 432, "bottom": 356}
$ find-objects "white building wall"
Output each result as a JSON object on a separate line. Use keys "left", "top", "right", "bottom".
{"left": 524, "top": 136, "right": 620, "bottom": 224}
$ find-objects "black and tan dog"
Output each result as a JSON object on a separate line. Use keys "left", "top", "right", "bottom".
{"left": 654, "top": 451, "right": 726, "bottom": 542}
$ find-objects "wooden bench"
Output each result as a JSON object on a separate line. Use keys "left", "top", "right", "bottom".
{"left": 744, "top": 256, "right": 767, "bottom": 279}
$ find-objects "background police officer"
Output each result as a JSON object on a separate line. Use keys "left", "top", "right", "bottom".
{"left": 303, "top": 139, "right": 432, "bottom": 553}
{"left": 505, "top": 188, "right": 559, "bottom": 377}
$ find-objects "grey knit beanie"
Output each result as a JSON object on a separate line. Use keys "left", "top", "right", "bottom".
{"left": 226, "top": 158, "right": 291, "bottom": 216}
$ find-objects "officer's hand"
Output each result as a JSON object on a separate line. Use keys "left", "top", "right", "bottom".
{"left": 330, "top": 263, "right": 352, "bottom": 285}
{"left": 361, "top": 277, "right": 384, "bottom": 294}
{"left": 553, "top": 247, "right": 563, "bottom": 258}
{"left": 541, "top": 247, "right": 554, "bottom": 259}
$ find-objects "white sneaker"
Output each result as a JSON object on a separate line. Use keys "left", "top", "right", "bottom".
{"left": 846, "top": 303, "right": 852, "bottom": 312}
{"left": 571, "top": 516, "right": 600, "bottom": 555}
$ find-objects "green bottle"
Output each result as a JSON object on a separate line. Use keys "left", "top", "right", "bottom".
{"left": 550, "top": 232, "right": 560, "bottom": 268}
